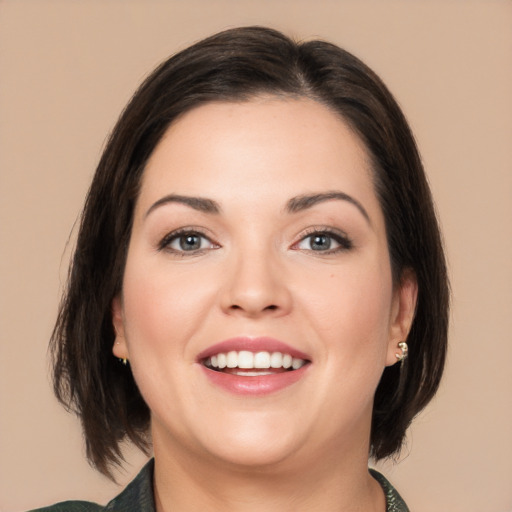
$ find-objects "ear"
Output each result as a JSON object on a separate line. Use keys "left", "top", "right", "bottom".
{"left": 112, "top": 296, "right": 129, "bottom": 360}
{"left": 386, "top": 269, "right": 418, "bottom": 366}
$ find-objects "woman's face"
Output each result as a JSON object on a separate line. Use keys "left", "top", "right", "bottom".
{"left": 113, "top": 97, "right": 416, "bottom": 471}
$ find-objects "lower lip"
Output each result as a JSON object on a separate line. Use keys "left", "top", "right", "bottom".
{"left": 199, "top": 364, "right": 309, "bottom": 395}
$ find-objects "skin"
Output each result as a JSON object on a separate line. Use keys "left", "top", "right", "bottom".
{"left": 113, "top": 97, "right": 417, "bottom": 512}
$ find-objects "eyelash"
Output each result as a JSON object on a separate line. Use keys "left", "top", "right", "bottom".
{"left": 158, "top": 227, "right": 353, "bottom": 256}
{"left": 158, "top": 228, "right": 219, "bottom": 256}
{"left": 293, "top": 227, "right": 353, "bottom": 254}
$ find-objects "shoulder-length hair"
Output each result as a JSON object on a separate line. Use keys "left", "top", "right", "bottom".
{"left": 51, "top": 26, "right": 449, "bottom": 477}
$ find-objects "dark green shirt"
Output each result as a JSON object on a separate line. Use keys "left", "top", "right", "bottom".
{"left": 31, "top": 460, "right": 409, "bottom": 511}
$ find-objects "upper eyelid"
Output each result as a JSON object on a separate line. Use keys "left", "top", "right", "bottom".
{"left": 158, "top": 227, "right": 218, "bottom": 250}
{"left": 156, "top": 225, "right": 352, "bottom": 250}
{"left": 292, "top": 226, "right": 353, "bottom": 250}
{"left": 295, "top": 225, "right": 351, "bottom": 240}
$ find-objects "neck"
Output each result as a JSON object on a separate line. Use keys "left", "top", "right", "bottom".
{"left": 151, "top": 432, "right": 385, "bottom": 512}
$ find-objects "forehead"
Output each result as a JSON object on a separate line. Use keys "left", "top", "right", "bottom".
{"left": 137, "top": 97, "right": 377, "bottom": 214}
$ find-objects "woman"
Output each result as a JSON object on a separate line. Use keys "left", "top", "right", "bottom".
{"left": 37, "top": 26, "right": 448, "bottom": 511}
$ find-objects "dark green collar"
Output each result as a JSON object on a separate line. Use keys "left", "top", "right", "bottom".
{"left": 107, "top": 461, "right": 409, "bottom": 512}
{"left": 33, "top": 460, "right": 409, "bottom": 512}
{"left": 104, "top": 459, "right": 155, "bottom": 512}
{"left": 370, "top": 468, "right": 410, "bottom": 512}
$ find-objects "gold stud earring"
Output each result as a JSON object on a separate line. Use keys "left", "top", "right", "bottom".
{"left": 395, "top": 341, "right": 408, "bottom": 367}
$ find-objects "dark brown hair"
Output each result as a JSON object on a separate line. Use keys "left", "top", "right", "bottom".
{"left": 51, "top": 26, "right": 449, "bottom": 477}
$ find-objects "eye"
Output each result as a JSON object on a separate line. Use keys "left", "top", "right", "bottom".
{"left": 294, "top": 229, "right": 352, "bottom": 254}
{"left": 159, "top": 229, "right": 218, "bottom": 254}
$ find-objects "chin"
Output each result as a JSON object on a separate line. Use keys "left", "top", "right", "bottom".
{"left": 192, "top": 413, "right": 307, "bottom": 470}
{"left": 204, "top": 439, "right": 300, "bottom": 470}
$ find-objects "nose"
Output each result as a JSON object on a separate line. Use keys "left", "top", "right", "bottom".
{"left": 220, "top": 247, "right": 292, "bottom": 318}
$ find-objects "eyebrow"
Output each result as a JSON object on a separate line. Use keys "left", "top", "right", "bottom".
{"left": 145, "top": 194, "right": 221, "bottom": 218}
{"left": 145, "top": 191, "right": 370, "bottom": 223}
{"left": 286, "top": 191, "right": 370, "bottom": 224}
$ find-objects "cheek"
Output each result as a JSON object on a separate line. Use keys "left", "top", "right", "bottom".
{"left": 121, "top": 257, "right": 214, "bottom": 360}
{"left": 119, "top": 257, "right": 218, "bottom": 416}
{"left": 294, "top": 256, "right": 393, "bottom": 356}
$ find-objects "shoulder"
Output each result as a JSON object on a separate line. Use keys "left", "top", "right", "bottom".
{"left": 28, "top": 459, "right": 155, "bottom": 512}
{"left": 369, "top": 468, "right": 410, "bottom": 512}
{"left": 28, "top": 501, "right": 102, "bottom": 512}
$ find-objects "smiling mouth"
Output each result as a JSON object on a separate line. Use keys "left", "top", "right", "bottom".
{"left": 202, "top": 350, "right": 309, "bottom": 376}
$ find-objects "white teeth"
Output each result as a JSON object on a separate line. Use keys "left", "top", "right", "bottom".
{"left": 270, "top": 352, "right": 283, "bottom": 368}
{"left": 254, "top": 351, "right": 270, "bottom": 368}
{"left": 205, "top": 350, "right": 307, "bottom": 371}
{"left": 217, "top": 353, "right": 227, "bottom": 369}
{"left": 238, "top": 351, "right": 254, "bottom": 369}
{"left": 233, "top": 370, "right": 274, "bottom": 376}
{"left": 226, "top": 351, "right": 237, "bottom": 368}
{"left": 292, "top": 358, "right": 304, "bottom": 370}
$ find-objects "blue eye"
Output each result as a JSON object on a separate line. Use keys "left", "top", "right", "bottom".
{"left": 160, "top": 230, "right": 217, "bottom": 253}
{"left": 295, "top": 230, "right": 352, "bottom": 253}
{"left": 306, "top": 234, "right": 335, "bottom": 251}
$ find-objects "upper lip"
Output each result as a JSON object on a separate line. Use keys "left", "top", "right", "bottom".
{"left": 196, "top": 337, "right": 311, "bottom": 362}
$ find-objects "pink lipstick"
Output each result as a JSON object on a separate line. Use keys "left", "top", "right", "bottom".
{"left": 196, "top": 337, "right": 311, "bottom": 396}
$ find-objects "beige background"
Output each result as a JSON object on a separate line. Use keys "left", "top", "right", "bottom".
{"left": 1, "top": 1, "right": 511, "bottom": 511}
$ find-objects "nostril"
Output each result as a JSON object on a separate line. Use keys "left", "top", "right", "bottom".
{"left": 228, "top": 304, "right": 278, "bottom": 312}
